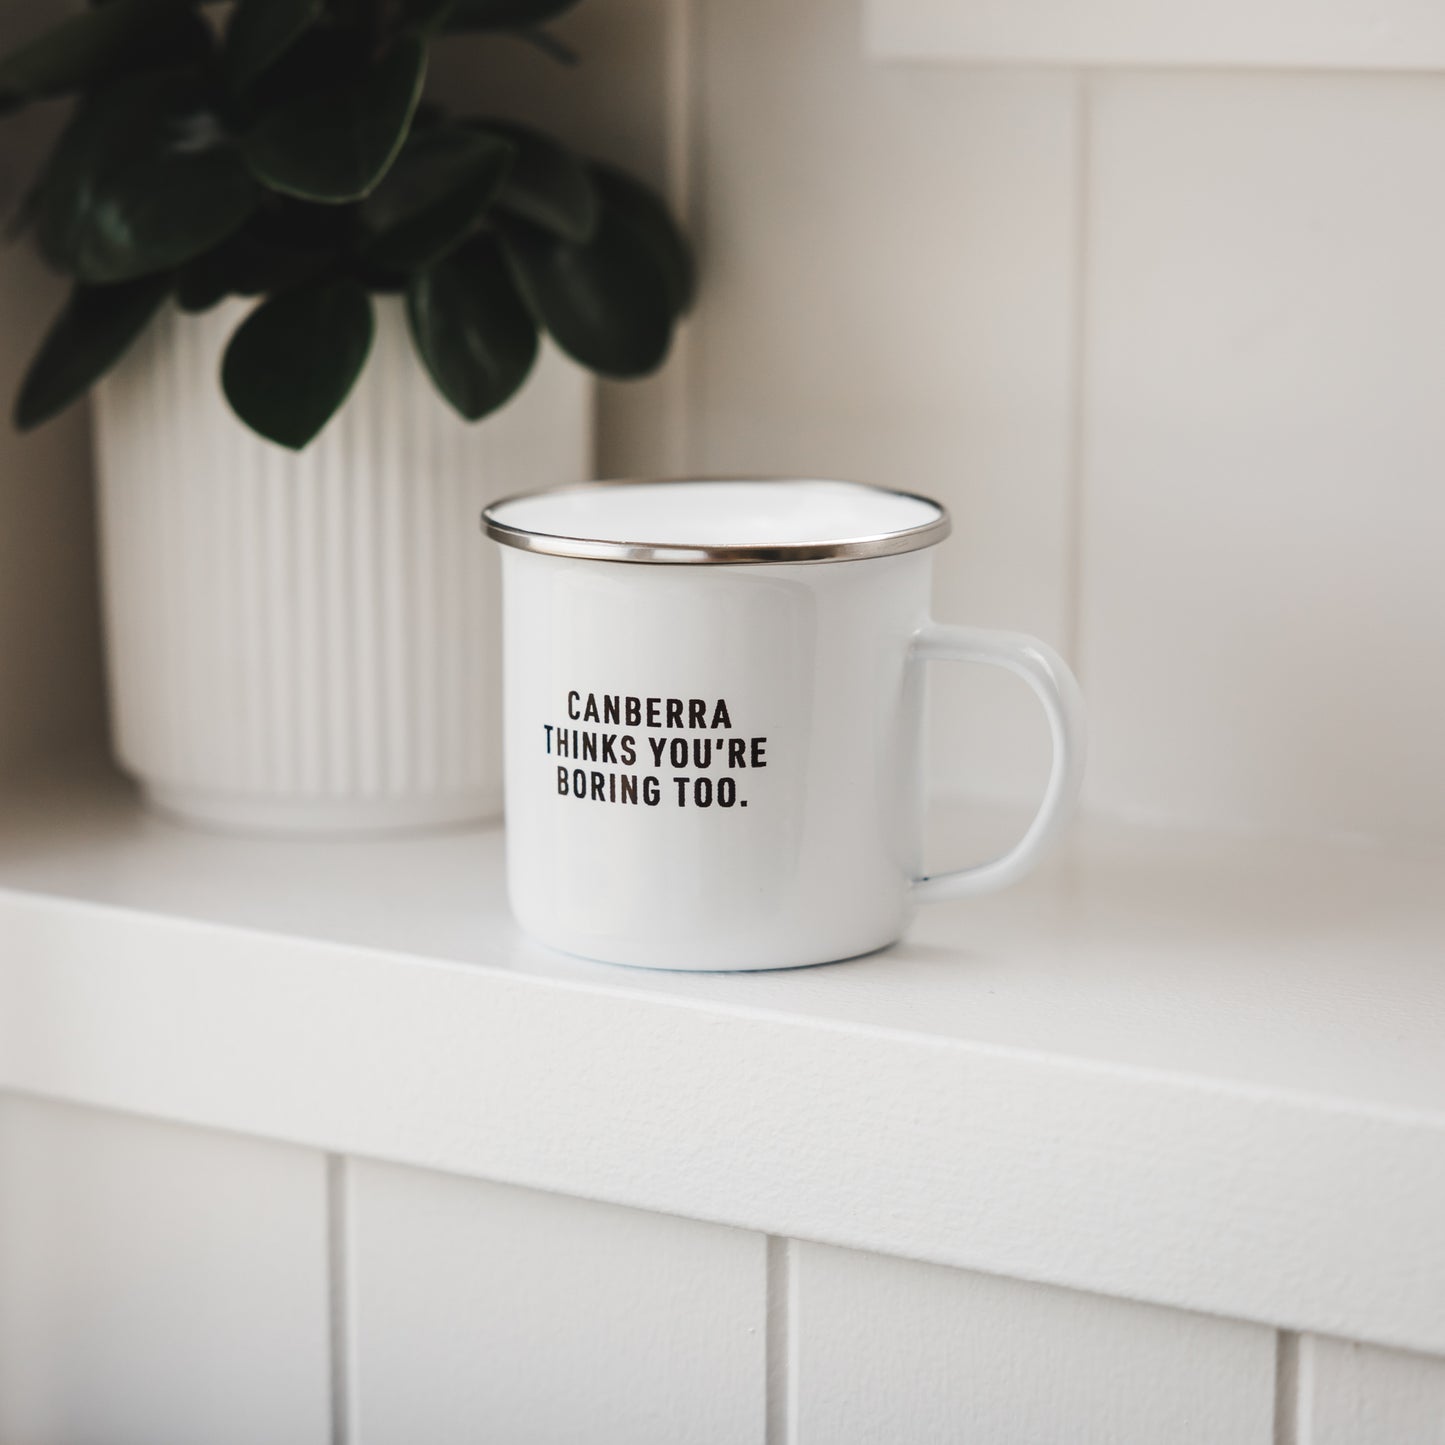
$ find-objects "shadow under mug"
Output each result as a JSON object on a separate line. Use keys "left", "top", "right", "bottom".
{"left": 484, "top": 477, "right": 1085, "bottom": 972}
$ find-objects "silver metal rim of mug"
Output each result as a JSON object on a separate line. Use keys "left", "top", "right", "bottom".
{"left": 483, "top": 474, "right": 952, "bottom": 565}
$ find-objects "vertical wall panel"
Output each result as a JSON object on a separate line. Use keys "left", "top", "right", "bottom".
{"left": 1082, "top": 74, "right": 1445, "bottom": 840}
{"left": 1303, "top": 1335, "right": 1445, "bottom": 1445}
{"left": 0, "top": 1094, "right": 330, "bottom": 1445}
{"left": 789, "top": 1243, "right": 1275, "bottom": 1444}
{"left": 349, "top": 1159, "right": 766, "bottom": 1445}
{"left": 692, "top": 0, "right": 1079, "bottom": 806}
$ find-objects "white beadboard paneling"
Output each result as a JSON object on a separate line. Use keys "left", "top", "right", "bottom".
{"left": 349, "top": 1160, "right": 766, "bottom": 1445}
{"left": 791, "top": 1243, "right": 1276, "bottom": 1444}
{"left": 866, "top": 0, "right": 1445, "bottom": 69}
{"left": 0, "top": 1093, "right": 329, "bottom": 1445}
{"left": 693, "top": 0, "right": 1078, "bottom": 806}
{"left": 1302, "top": 1336, "right": 1445, "bottom": 1445}
{"left": 1081, "top": 75, "right": 1445, "bottom": 839}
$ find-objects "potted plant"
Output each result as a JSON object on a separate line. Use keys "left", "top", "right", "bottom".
{"left": 0, "top": 0, "right": 691, "bottom": 834}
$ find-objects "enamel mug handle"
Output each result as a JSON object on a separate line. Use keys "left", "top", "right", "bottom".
{"left": 910, "top": 625, "right": 1086, "bottom": 902}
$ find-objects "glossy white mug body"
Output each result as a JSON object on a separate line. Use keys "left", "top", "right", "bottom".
{"left": 487, "top": 480, "right": 1085, "bottom": 971}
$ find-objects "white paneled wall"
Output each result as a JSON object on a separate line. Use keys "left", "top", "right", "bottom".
{"left": 347, "top": 1160, "right": 767, "bottom": 1445}
{"left": 786, "top": 1243, "right": 1277, "bottom": 1444}
{"left": 0, "top": 1095, "right": 330, "bottom": 1445}
{"left": 1081, "top": 74, "right": 1445, "bottom": 838}
{"left": 1301, "top": 1335, "right": 1445, "bottom": 1445}
{"left": 689, "top": 0, "right": 1077, "bottom": 805}
{"left": 677, "top": 0, "right": 1445, "bottom": 843}
{"left": 7, "top": 1099, "right": 1442, "bottom": 1445}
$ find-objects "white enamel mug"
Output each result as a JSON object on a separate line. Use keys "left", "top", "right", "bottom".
{"left": 484, "top": 478, "right": 1085, "bottom": 971}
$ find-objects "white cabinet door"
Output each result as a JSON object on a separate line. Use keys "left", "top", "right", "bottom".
{"left": 1300, "top": 1335, "right": 1445, "bottom": 1445}
{"left": 787, "top": 1242, "right": 1276, "bottom": 1445}
{"left": 348, "top": 1159, "right": 767, "bottom": 1445}
{"left": 0, "top": 1094, "right": 330, "bottom": 1445}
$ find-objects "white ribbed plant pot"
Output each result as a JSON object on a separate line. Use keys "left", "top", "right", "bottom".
{"left": 92, "top": 297, "right": 593, "bottom": 834}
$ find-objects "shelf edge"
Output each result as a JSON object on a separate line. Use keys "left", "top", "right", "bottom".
{"left": 3, "top": 887, "right": 1443, "bottom": 1354}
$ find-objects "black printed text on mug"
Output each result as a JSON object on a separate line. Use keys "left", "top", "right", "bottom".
{"left": 544, "top": 690, "right": 766, "bottom": 808}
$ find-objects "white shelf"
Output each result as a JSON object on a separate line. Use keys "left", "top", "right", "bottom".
{"left": 2, "top": 763, "right": 1443, "bottom": 1354}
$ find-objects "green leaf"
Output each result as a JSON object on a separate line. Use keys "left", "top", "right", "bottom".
{"left": 175, "top": 226, "right": 329, "bottom": 311}
{"left": 499, "top": 205, "right": 674, "bottom": 378}
{"left": 221, "top": 279, "right": 373, "bottom": 448}
{"left": 240, "top": 36, "right": 426, "bottom": 203}
{"left": 0, "top": 0, "right": 191, "bottom": 107}
{"left": 360, "top": 126, "right": 513, "bottom": 269}
{"left": 406, "top": 235, "right": 537, "bottom": 421}
{"left": 250, "top": 192, "right": 356, "bottom": 252}
{"left": 442, "top": 0, "right": 581, "bottom": 30}
{"left": 402, "top": 0, "right": 459, "bottom": 29}
{"left": 38, "top": 73, "right": 258, "bottom": 284}
{"left": 475, "top": 120, "right": 595, "bottom": 244}
{"left": 14, "top": 274, "right": 170, "bottom": 430}
{"left": 224, "top": 0, "right": 323, "bottom": 92}
{"left": 590, "top": 162, "right": 693, "bottom": 313}
{"left": 174, "top": 254, "right": 234, "bottom": 312}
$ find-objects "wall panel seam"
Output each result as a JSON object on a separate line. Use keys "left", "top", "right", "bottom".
{"left": 765, "top": 1236, "right": 793, "bottom": 1445}
{"left": 1063, "top": 69, "right": 1092, "bottom": 678}
{"left": 680, "top": 0, "right": 708, "bottom": 473}
{"left": 873, "top": 54, "right": 1445, "bottom": 80}
{"left": 327, "top": 1153, "right": 352, "bottom": 1445}
{"left": 668, "top": 0, "right": 700, "bottom": 475}
{"left": 1274, "top": 1330, "right": 1301, "bottom": 1445}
